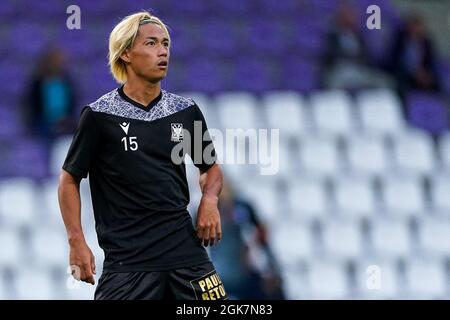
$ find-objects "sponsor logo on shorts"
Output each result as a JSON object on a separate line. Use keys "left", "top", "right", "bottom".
{"left": 190, "top": 270, "right": 227, "bottom": 300}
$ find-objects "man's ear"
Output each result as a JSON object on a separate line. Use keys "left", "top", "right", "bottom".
{"left": 120, "top": 48, "right": 131, "bottom": 63}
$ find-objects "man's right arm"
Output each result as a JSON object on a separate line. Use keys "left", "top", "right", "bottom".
{"left": 58, "top": 169, "right": 96, "bottom": 285}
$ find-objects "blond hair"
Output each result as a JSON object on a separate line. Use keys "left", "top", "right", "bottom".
{"left": 108, "top": 11, "right": 170, "bottom": 83}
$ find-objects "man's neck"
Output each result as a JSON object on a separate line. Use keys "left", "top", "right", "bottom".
{"left": 123, "top": 78, "right": 161, "bottom": 107}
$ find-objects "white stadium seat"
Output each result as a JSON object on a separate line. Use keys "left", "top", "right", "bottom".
{"left": 370, "top": 218, "right": 411, "bottom": 258}
{"left": 287, "top": 178, "right": 328, "bottom": 219}
{"left": 0, "top": 273, "right": 9, "bottom": 299}
{"left": 418, "top": 216, "right": 450, "bottom": 256}
{"left": 0, "top": 229, "right": 22, "bottom": 267}
{"left": 179, "top": 91, "right": 220, "bottom": 130}
{"left": 281, "top": 266, "right": 308, "bottom": 299}
{"left": 300, "top": 135, "right": 340, "bottom": 177}
{"left": 263, "top": 91, "right": 310, "bottom": 136}
{"left": 430, "top": 173, "right": 450, "bottom": 212}
{"left": 334, "top": 175, "right": 376, "bottom": 218}
{"left": 321, "top": 219, "right": 363, "bottom": 259}
{"left": 0, "top": 178, "right": 36, "bottom": 227}
{"left": 50, "top": 135, "right": 73, "bottom": 176}
{"left": 237, "top": 179, "right": 280, "bottom": 224}
{"left": 216, "top": 92, "right": 259, "bottom": 129}
{"left": 31, "top": 227, "right": 68, "bottom": 267}
{"left": 346, "top": 134, "right": 388, "bottom": 176}
{"left": 357, "top": 89, "right": 404, "bottom": 135}
{"left": 14, "top": 268, "right": 55, "bottom": 300}
{"left": 438, "top": 132, "right": 450, "bottom": 170}
{"left": 392, "top": 129, "right": 435, "bottom": 175}
{"left": 307, "top": 259, "right": 349, "bottom": 299}
{"left": 270, "top": 221, "right": 313, "bottom": 268}
{"left": 381, "top": 175, "right": 425, "bottom": 216}
{"left": 405, "top": 258, "right": 447, "bottom": 298}
{"left": 310, "top": 90, "right": 354, "bottom": 136}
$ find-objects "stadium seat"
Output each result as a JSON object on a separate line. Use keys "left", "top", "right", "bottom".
{"left": 354, "top": 258, "right": 401, "bottom": 299}
{"left": 65, "top": 282, "right": 97, "bottom": 300}
{"left": 307, "top": 259, "right": 349, "bottom": 299}
{"left": 281, "top": 267, "right": 308, "bottom": 300}
{"left": 30, "top": 226, "right": 68, "bottom": 268}
{"left": 321, "top": 219, "right": 363, "bottom": 259}
{"left": 346, "top": 134, "right": 388, "bottom": 176}
{"left": 263, "top": 91, "right": 311, "bottom": 137}
{"left": 391, "top": 129, "right": 435, "bottom": 175}
{"left": 14, "top": 267, "right": 55, "bottom": 300}
{"left": 370, "top": 218, "right": 412, "bottom": 258}
{"left": 417, "top": 216, "right": 450, "bottom": 256}
{"left": 178, "top": 91, "right": 219, "bottom": 129}
{"left": 262, "top": 139, "right": 293, "bottom": 178}
{"left": 287, "top": 178, "right": 328, "bottom": 219}
{"left": 270, "top": 220, "right": 313, "bottom": 268}
{"left": 438, "top": 132, "right": 450, "bottom": 170}
{"left": 381, "top": 175, "right": 425, "bottom": 217}
{"left": 50, "top": 135, "right": 76, "bottom": 177}
{"left": 430, "top": 173, "right": 450, "bottom": 212}
{"left": 0, "top": 272, "right": 8, "bottom": 299}
{"left": 310, "top": 90, "right": 354, "bottom": 136}
{"left": 406, "top": 92, "right": 449, "bottom": 135}
{"left": 215, "top": 92, "right": 259, "bottom": 130}
{"left": 405, "top": 258, "right": 448, "bottom": 298}
{"left": 0, "top": 229, "right": 22, "bottom": 267}
{"left": 0, "top": 178, "right": 36, "bottom": 227}
{"left": 236, "top": 178, "right": 280, "bottom": 224}
{"left": 357, "top": 89, "right": 405, "bottom": 135}
{"left": 41, "top": 180, "right": 61, "bottom": 222}
{"left": 334, "top": 175, "right": 376, "bottom": 218}
{"left": 299, "top": 135, "right": 340, "bottom": 177}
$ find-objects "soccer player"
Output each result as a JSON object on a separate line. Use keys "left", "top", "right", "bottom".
{"left": 58, "top": 11, "right": 227, "bottom": 300}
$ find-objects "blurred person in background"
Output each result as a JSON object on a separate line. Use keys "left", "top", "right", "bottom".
{"left": 209, "top": 180, "right": 285, "bottom": 300}
{"left": 26, "top": 47, "right": 77, "bottom": 142}
{"left": 321, "top": 3, "right": 392, "bottom": 90}
{"left": 388, "top": 14, "right": 441, "bottom": 95}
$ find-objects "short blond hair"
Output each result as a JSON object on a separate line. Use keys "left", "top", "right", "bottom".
{"left": 108, "top": 11, "right": 170, "bottom": 83}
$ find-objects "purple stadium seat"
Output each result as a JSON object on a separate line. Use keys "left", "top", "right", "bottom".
{"left": 231, "top": 57, "right": 276, "bottom": 93}
{"left": 11, "top": 22, "right": 47, "bottom": 58}
{"left": 243, "top": 20, "right": 289, "bottom": 56}
{"left": 0, "top": 106, "right": 25, "bottom": 139}
{"left": 200, "top": 19, "right": 240, "bottom": 57}
{"left": 406, "top": 92, "right": 449, "bottom": 135}
{"left": 281, "top": 57, "right": 319, "bottom": 92}
{"left": 182, "top": 58, "right": 228, "bottom": 94}
{"left": 6, "top": 138, "right": 49, "bottom": 179}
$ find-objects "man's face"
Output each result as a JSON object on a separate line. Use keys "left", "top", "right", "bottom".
{"left": 123, "top": 23, "right": 170, "bottom": 83}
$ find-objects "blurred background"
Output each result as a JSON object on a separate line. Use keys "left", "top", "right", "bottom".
{"left": 0, "top": 0, "right": 450, "bottom": 299}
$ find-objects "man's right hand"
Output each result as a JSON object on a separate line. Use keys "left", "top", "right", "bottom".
{"left": 69, "top": 240, "right": 96, "bottom": 285}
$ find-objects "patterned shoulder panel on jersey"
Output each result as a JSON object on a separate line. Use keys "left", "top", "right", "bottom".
{"left": 89, "top": 88, "right": 195, "bottom": 121}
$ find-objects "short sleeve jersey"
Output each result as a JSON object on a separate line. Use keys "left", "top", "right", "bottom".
{"left": 63, "top": 86, "right": 216, "bottom": 272}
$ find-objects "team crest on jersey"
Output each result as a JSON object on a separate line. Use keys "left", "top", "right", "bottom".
{"left": 171, "top": 123, "right": 184, "bottom": 142}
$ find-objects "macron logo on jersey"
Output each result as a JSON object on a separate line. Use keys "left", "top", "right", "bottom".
{"left": 120, "top": 122, "right": 130, "bottom": 135}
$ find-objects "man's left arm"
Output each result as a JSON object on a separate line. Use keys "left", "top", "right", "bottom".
{"left": 196, "top": 163, "right": 223, "bottom": 247}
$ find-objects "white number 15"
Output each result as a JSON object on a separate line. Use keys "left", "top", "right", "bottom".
{"left": 121, "top": 136, "right": 138, "bottom": 151}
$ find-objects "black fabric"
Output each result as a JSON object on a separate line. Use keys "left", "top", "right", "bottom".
{"left": 94, "top": 262, "right": 228, "bottom": 300}
{"left": 62, "top": 90, "right": 216, "bottom": 273}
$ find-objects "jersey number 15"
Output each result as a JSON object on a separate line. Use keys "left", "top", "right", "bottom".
{"left": 121, "top": 136, "right": 138, "bottom": 151}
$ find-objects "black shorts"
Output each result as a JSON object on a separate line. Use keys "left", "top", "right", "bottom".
{"left": 94, "top": 262, "right": 228, "bottom": 300}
